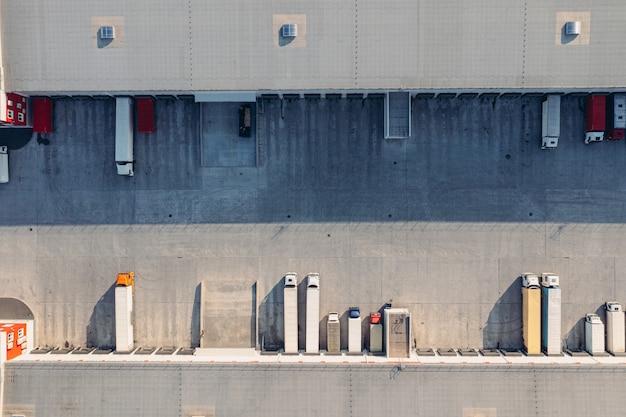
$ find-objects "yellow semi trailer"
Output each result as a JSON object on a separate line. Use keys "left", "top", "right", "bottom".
{"left": 522, "top": 273, "right": 541, "bottom": 355}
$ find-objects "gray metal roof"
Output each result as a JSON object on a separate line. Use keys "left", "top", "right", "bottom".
{"left": 3, "top": 0, "right": 626, "bottom": 94}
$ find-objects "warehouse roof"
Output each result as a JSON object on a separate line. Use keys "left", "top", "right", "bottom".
{"left": 2, "top": 0, "right": 626, "bottom": 94}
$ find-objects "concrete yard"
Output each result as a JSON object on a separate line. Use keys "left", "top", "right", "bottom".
{"left": 5, "top": 361, "right": 626, "bottom": 417}
{"left": 2, "top": 94, "right": 626, "bottom": 353}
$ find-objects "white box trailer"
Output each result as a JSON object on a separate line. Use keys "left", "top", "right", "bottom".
{"left": 541, "top": 286, "right": 561, "bottom": 355}
{"left": 0, "top": 146, "right": 8, "bottom": 183}
{"left": 541, "top": 95, "right": 561, "bottom": 149}
{"left": 305, "top": 273, "right": 320, "bottom": 353}
{"left": 115, "top": 97, "right": 134, "bottom": 176}
{"left": 326, "top": 312, "right": 340, "bottom": 353}
{"left": 115, "top": 285, "right": 134, "bottom": 352}
{"left": 585, "top": 313, "right": 605, "bottom": 355}
{"left": 606, "top": 302, "right": 625, "bottom": 354}
{"left": 283, "top": 273, "right": 298, "bottom": 353}
{"left": 348, "top": 307, "right": 361, "bottom": 353}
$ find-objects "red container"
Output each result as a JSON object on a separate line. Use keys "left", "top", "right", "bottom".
{"left": 586, "top": 95, "right": 606, "bottom": 132}
{"left": 136, "top": 97, "right": 155, "bottom": 133}
{"left": 33, "top": 97, "right": 53, "bottom": 133}
{"left": 370, "top": 312, "right": 381, "bottom": 324}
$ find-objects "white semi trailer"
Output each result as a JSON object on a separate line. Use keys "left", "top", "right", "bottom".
{"left": 305, "top": 273, "right": 320, "bottom": 354}
{"left": 115, "top": 97, "right": 134, "bottom": 176}
{"left": 283, "top": 273, "right": 298, "bottom": 354}
{"left": 541, "top": 273, "right": 561, "bottom": 355}
{"left": 606, "top": 302, "right": 625, "bottom": 354}
{"left": 541, "top": 95, "right": 561, "bottom": 149}
{"left": 115, "top": 272, "right": 135, "bottom": 353}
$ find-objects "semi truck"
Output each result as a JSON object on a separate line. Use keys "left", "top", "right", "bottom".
{"left": 283, "top": 273, "right": 298, "bottom": 353}
{"left": 541, "top": 95, "right": 561, "bottom": 149}
{"left": 115, "top": 272, "right": 135, "bottom": 353}
{"left": 305, "top": 273, "right": 320, "bottom": 353}
{"left": 585, "top": 94, "right": 606, "bottom": 144}
{"left": 115, "top": 97, "right": 134, "bottom": 176}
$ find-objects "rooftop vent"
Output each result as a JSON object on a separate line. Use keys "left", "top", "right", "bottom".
{"left": 99, "top": 25, "right": 115, "bottom": 39}
{"left": 282, "top": 24, "right": 297, "bottom": 38}
{"left": 565, "top": 21, "right": 581, "bottom": 36}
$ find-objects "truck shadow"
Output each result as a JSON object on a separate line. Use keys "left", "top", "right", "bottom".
{"left": 257, "top": 278, "right": 285, "bottom": 352}
{"left": 563, "top": 304, "right": 605, "bottom": 351}
{"left": 190, "top": 283, "right": 202, "bottom": 348}
{"left": 483, "top": 277, "right": 523, "bottom": 350}
{"left": 86, "top": 283, "right": 116, "bottom": 349}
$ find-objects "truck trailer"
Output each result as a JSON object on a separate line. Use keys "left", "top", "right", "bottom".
{"left": 115, "top": 97, "right": 135, "bottom": 176}
{"left": 541, "top": 283, "right": 561, "bottom": 356}
{"left": 607, "top": 94, "right": 626, "bottom": 141}
{"left": 305, "top": 273, "right": 320, "bottom": 354}
{"left": 115, "top": 273, "right": 135, "bottom": 353}
{"left": 348, "top": 307, "right": 361, "bottom": 354}
{"left": 585, "top": 313, "right": 605, "bottom": 355}
{"left": 541, "top": 95, "right": 561, "bottom": 149}
{"left": 521, "top": 273, "right": 541, "bottom": 355}
{"left": 326, "top": 312, "right": 340, "bottom": 353}
{"left": 585, "top": 94, "right": 606, "bottom": 144}
{"left": 283, "top": 273, "right": 298, "bottom": 353}
{"left": 605, "top": 302, "right": 625, "bottom": 354}
{"left": 0, "top": 146, "right": 8, "bottom": 184}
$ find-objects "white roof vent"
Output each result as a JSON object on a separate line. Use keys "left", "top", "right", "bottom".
{"left": 100, "top": 26, "right": 116, "bottom": 39}
{"left": 565, "top": 21, "right": 581, "bottom": 35}
{"left": 282, "top": 24, "right": 297, "bottom": 38}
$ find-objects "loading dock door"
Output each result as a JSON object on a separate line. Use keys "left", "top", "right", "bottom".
{"left": 136, "top": 98, "right": 155, "bottom": 133}
{"left": 32, "top": 98, "right": 52, "bottom": 133}
{"left": 385, "top": 92, "right": 411, "bottom": 139}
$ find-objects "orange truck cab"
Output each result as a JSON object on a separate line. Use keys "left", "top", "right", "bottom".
{"left": 116, "top": 272, "right": 135, "bottom": 293}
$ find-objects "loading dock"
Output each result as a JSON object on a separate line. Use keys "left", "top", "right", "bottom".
{"left": 385, "top": 91, "right": 411, "bottom": 139}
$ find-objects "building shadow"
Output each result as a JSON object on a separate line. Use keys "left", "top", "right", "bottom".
{"left": 483, "top": 277, "right": 523, "bottom": 349}
{"left": 278, "top": 28, "right": 295, "bottom": 47}
{"left": 0, "top": 127, "right": 33, "bottom": 150}
{"left": 560, "top": 25, "right": 578, "bottom": 45}
{"left": 86, "top": 283, "right": 116, "bottom": 349}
